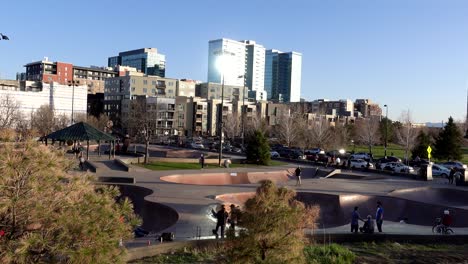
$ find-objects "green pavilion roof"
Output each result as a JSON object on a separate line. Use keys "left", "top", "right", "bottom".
{"left": 45, "top": 122, "right": 115, "bottom": 141}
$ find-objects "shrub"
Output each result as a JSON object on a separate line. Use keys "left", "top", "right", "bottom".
{"left": 304, "top": 244, "right": 356, "bottom": 264}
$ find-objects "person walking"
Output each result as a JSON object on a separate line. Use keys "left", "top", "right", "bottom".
{"left": 199, "top": 153, "right": 205, "bottom": 169}
{"left": 351, "top": 206, "right": 364, "bottom": 233}
{"left": 295, "top": 166, "right": 302, "bottom": 186}
{"left": 376, "top": 201, "right": 384, "bottom": 232}
{"left": 228, "top": 204, "right": 241, "bottom": 234}
{"left": 212, "top": 205, "right": 228, "bottom": 239}
{"left": 79, "top": 153, "right": 85, "bottom": 171}
{"left": 449, "top": 167, "right": 456, "bottom": 184}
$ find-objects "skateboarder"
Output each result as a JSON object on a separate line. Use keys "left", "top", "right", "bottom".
{"left": 212, "top": 205, "right": 228, "bottom": 239}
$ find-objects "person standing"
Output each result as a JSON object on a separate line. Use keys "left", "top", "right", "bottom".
{"left": 295, "top": 166, "right": 302, "bottom": 186}
{"left": 376, "top": 201, "right": 384, "bottom": 232}
{"left": 449, "top": 167, "right": 455, "bottom": 184}
{"left": 199, "top": 154, "right": 205, "bottom": 169}
{"left": 212, "top": 205, "right": 228, "bottom": 239}
{"left": 351, "top": 206, "right": 363, "bottom": 233}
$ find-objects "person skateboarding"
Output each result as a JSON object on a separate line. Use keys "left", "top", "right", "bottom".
{"left": 212, "top": 205, "right": 228, "bottom": 239}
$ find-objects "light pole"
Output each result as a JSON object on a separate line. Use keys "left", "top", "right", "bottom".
{"left": 384, "top": 104, "right": 389, "bottom": 157}
{"left": 218, "top": 75, "right": 225, "bottom": 166}
{"left": 238, "top": 75, "right": 246, "bottom": 150}
{"left": 68, "top": 79, "right": 80, "bottom": 124}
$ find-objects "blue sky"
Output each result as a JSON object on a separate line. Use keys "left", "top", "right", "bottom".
{"left": 1, "top": 0, "right": 467, "bottom": 123}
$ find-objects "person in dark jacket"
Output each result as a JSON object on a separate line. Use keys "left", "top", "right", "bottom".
{"left": 212, "top": 205, "right": 228, "bottom": 239}
{"left": 295, "top": 167, "right": 302, "bottom": 186}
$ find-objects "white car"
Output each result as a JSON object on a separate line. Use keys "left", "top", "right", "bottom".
{"left": 431, "top": 164, "right": 450, "bottom": 178}
{"left": 383, "top": 162, "right": 414, "bottom": 173}
{"left": 190, "top": 142, "right": 205, "bottom": 149}
{"left": 270, "top": 151, "right": 280, "bottom": 158}
{"left": 350, "top": 153, "right": 371, "bottom": 161}
{"left": 349, "top": 159, "right": 373, "bottom": 169}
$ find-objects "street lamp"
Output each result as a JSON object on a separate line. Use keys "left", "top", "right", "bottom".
{"left": 384, "top": 104, "right": 389, "bottom": 157}
{"left": 238, "top": 75, "right": 246, "bottom": 150}
{"left": 68, "top": 79, "right": 80, "bottom": 124}
{"left": 215, "top": 52, "right": 234, "bottom": 166}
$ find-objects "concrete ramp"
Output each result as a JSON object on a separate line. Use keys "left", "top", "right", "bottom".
{"left": 216, "top": 191, "right": 468, "bottom": 228}
{"left": 389, "top": 187, "right": 468, "bottom": 207}
{"left": 160, "top": 170, "right": 291, "bottom": 185}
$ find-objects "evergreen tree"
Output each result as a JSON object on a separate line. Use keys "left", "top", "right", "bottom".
{"left": 226, "top": 180, "right": 319, "bottom": 263}
{"left": 245, "top": 130, "right": 270, "bottom": 165}
{"left": 411, "top": 130, "right": 432, "bottom": 159}
{"left": 0, "top": 142, "right": 140, "bottom": 263}
{"left": 434, "top": 117, "right": 463, "bottom": 161}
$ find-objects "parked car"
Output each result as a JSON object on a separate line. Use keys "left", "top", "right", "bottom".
{"left": 439, "top": 161, "right": 467, "bottom": 171}
{"left": 431, "top": 164, "right": 450, "bottom": 178}
{"left": 306, "top": 148, "right": 325, "bottom": 155}
{"left": 376, "top": 156, "right": 402, "bottom": 169}
{"left": 349, "top": 152, "right": 371, "bottom": 161}
{"left": 288, "top": 150, "right": 306, "bottom": 160}
{"left": 190, "top": 142, "right": 205, "bottom": 149}
{"left": 408, "top": 158, "right": 430, "bottom": 167}
{"left": 349, "top": 159, "right": 374, "bottom": 169}
{"left": 383, "top": 162, "right": 414, "bottom": 173}
{"left": 270, "top": 151, "right": 280, "bottom": 158}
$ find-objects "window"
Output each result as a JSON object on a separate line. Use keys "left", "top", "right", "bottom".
{"left": 152, "top": 81, "right": 156, "bottom": 85}
{"left": 143, "top": 80, "right": 148, "bottom": 85}
{"left": 143, "top": 88, "right": 147, "bottom": 93}
{"left": 131, "top": 87, "right": 135, "bottom": 92}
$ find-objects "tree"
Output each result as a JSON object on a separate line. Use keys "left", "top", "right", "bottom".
{"left": 412, "top": 130, "right": 432, "bottom": 159}
{"left": 123, "top": 99, "right": 154, "bottom": 164}
{"left": 0, "top": 94, "right": 21, "bottom": 130}
{"left": 0, "top": 142, "right": 140, "bottom": 263}
{"left": 308, "top": 115, "right": 331, "bottom": 149}
{"left": 245, "top": 130, "right": 270, "bottom": 165}
{"left": 223, "top": 113, "right": 241, "bottom": 141}
{"left": 226, "top": 180, "right": 319, "bottom": 263}
{"left": 379, "top": 117, "right": 395, "bottom": 144}
{"left": 395, "top": 110, "right": 419, "bottom": 162}
{"left": 275, "top": 112, "right": 302, "bottom": 147}
{"left": 31, "top": 105, "right": 56, "bottom": 137}
{"left": 355, "top": 117, "right": 381, "bottom": 154}
{"left": 434, "top": 116, "right": 463, "bottom": 161}
{"left": 329, "top": 122, "right": 350, "bottom": 150}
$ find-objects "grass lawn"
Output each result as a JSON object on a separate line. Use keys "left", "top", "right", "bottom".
{"left": 346, "top": 242, "right": 468, "bottom": 264}
{"left": 351, "top": 144, "right": 468, "bottom": 164}
{"left": 137, "top": 160, "right": 288, "bottom": 171}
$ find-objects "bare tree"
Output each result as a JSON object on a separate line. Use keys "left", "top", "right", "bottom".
{"left": 0, "top": 94, "right": 21, "bottom": 129}
{"left": 245, "top": 113, "right": 269, "bottom": 136}
{"left": 31, "top": 105, "right": 56, "bottom": 137}
{"left": 329, "top": 122, "right": 350, "bottom": 150}
{"left": 223, "top": 113, "right": 241, "bottom": 141}
{"left": 54, "top": 113, "right": 70, "bottom": 131}
{"left": 123, "top": 99, "right": 154, "bottom": 164}
{"left": 395, "top": 110, "right": 419, "bottom": 162}
{"left": 355, "top": 117, "right": 381, "bottom": 154}
{"left": 275, "top": 112, "right": 302, "bottom": 147}
{"left": 308, "top": 115, "right": 332, "bottom": 149}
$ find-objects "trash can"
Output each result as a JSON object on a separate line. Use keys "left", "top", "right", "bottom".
{"left": 419, "top": 164, "right": 432, "bottom": 181}
{"left": 456, "top": 169, "right": 467, "bottom": 186}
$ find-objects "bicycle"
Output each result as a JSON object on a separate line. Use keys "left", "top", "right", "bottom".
{"left": 432, "top": 218, "right": 454, "bottom": 234}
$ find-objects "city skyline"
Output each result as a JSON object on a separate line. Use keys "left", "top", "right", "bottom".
{"left": 1, "top": 0, "right": 468, "bottom": 123}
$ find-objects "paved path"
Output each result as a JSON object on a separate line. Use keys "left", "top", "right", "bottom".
{"left": 90, "top": 154, "right": 468, "bottom": 248}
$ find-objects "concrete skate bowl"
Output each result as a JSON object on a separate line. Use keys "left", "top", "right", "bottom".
{"left": 215, "top": 192, "right": 468, "bottom": 228}
{"left": 160, "top": 170, "right": 292, "bottom": 185}
{"left": 117, "top": 185, "right": 179, "bottom": 232}
{"left": 389, "top": 187, "right": 468, "bottom": 207}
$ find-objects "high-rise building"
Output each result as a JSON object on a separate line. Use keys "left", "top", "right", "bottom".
{"left": 108, "top": 48, "right": 166, "bottom": 77}
{"left": 264, "top": 50, "right": 302, "bottom": 103}
{"left": 207, "top": 38, "right": 267, "bottom": 101}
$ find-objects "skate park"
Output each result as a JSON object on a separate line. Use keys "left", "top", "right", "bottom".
{"left": 86, "top": 145, "right": 468, "bottom": 260}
